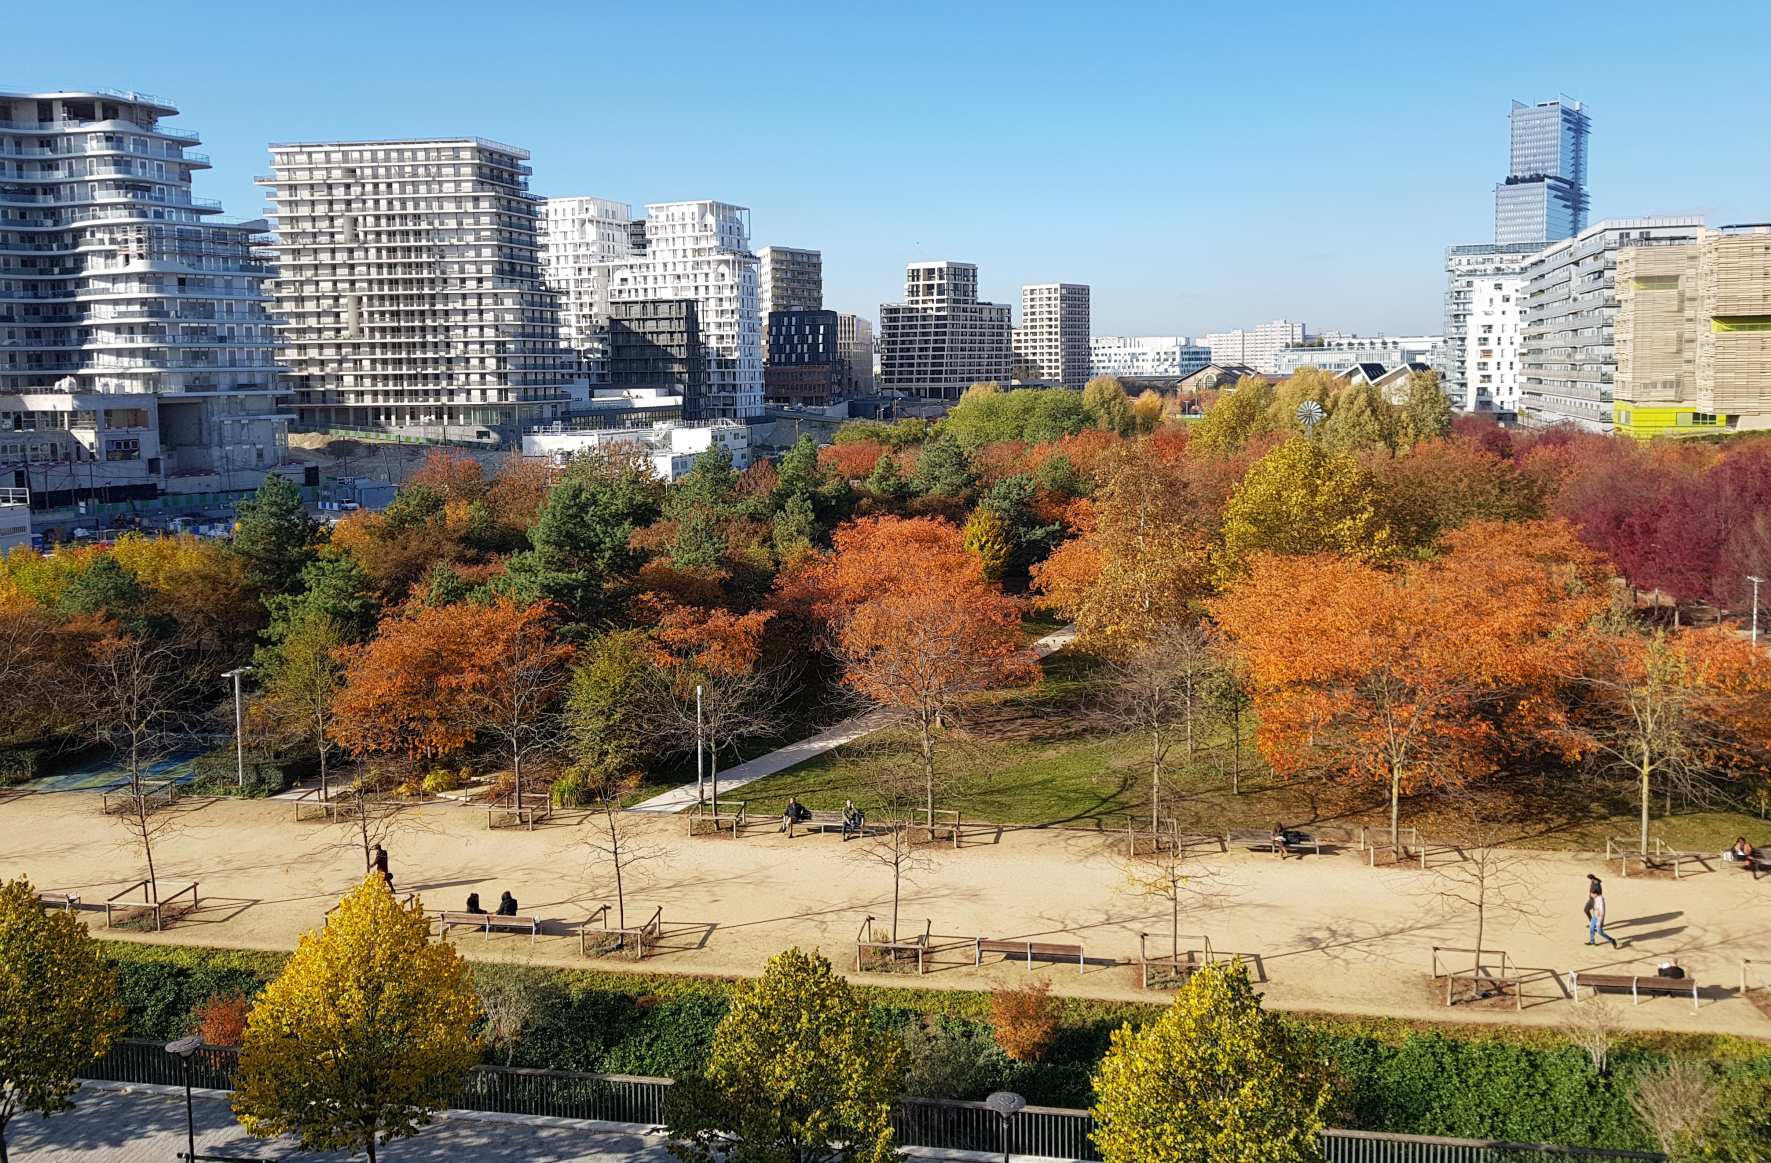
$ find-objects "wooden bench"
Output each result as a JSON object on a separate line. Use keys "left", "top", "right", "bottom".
{"left": 784, "top": 809, "right": 868, "bottom": 838}
{"left": 37, "top": 891, "right": 79, "bottom": 910}
{"left": 436, "top": 910, "right": 539, "bottom": 941}
{"left": 1226, "top": 828, "right": 1319, "bottom": 858}
{"left": 1568, "top": 970, "right": 1699, "bottom": 1011}
{"left": 975, "top": 936, "right": 1086, "bottom": 974}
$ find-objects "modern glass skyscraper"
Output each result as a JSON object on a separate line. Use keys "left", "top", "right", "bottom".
{"left": 1494, "top": 99, "right": 1590, "bottom": 245}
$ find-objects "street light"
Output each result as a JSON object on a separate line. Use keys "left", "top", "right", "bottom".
{"left": 984, "top": 1090, "right": 1026, "bottom": 1163}
{"left": 165, "top": 1036, "right": 202, "bottom": 1162}
{"left": 221, "top": 667, "right": 252, "bottom": 787}
{"left": 1748, "top": 575, "right": 1765, "bottom": 649}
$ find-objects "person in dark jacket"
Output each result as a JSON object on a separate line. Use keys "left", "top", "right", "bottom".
{"left": 496, "top": 891, "right": 518, "bottom": 916}
{"left": 371, "top": 844, "right": 392, "bottom": 889}
{"left": 465, "top": 892, "right": 486, "bottom": 915}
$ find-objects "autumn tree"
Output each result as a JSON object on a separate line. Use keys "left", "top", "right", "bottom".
{"left": 1217, "top": 435, "right": 1390, "bottom": 581}
{"left": 1373, "top": 437, "right": 1545, "bottom": 553}
{"left": 234, "top": 877, "right": 483, "bottom": 1162}
{"left": 1212, "top": 520, "right": 1607, "bottom": 851}
{"left": 1091, "top": 962, "right": 1334, "bottom": 1163}
{"left": 330, "top": 605, "right": 480, "bottom": 766}
{"left": 447, "top": 597, "right": 574, "bottom": 811}
{"left": 1397, "top": 368, "right": 1452, "bottom": 446}
{"left": 564, "top": 629, "right": 657, "bottom": 784}
{"left": 577, "top": 770, "right": 666, "bottom": 937}
{"left": 0, "top": 877, "right": 124, "bottom": 1163}
{"left": 258, "top": 610, "right": 345, "bottom": 799}
{"left": 1032, "top": 442, "right": 1214, "bottom": 652}
{"left": 1082, "top": 375, "right": 1133, "bottom": 435}
{"left": 1100, "top": 623, "right": 1220, "bottom": 829}
{"left": 847, "top": 814, "right": 933, "bottom": 943}
{"left": 1189, "top": 375, "right": 1276, "bottom": 456}
{"left": 665, "top": 948, "right": 903, "bottom": 1163}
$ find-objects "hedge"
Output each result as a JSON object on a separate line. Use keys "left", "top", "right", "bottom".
{"left": 96, "top": 941, "right": 1771, "bottom": 1150}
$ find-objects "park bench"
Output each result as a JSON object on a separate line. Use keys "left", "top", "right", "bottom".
{"left": 37, "top": 891, "right": 79, "bottom": 910}
{"left": 975, "top": 936, "right": 1086, "bottom": 973}
{"left": 784, "top": 809, "right": 871, "bottom": 838}
{"left": 1726, "top": 850, "right": 1769, "bottom": 880}
{"left": 1226, "top": 828, "right": 1319, "bottom": 857}
{"left": 436, "top": 910, "right": 539, "bottom": 941}
{"left": 1568, "top": 970, "right": 1699, "bottom": 1011}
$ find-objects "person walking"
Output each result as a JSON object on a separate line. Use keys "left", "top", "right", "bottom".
{"left": 1585, "top": 874, "right": 1618, "bottom": 948}
{"left": 371, "top": 844, "right": 392, "bottom": 890}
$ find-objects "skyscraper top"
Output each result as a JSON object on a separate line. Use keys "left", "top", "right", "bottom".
{"left": 1495, "top": 98, "right": 1590, "bottom": 247}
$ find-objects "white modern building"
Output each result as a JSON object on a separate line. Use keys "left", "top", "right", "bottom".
{"left": 599, "top": 201, "right": 762, "bottom": 421}
{"left": 0, "top": 486, "right": 28, "bottom": 550}
{"left": 261, "top": 137, "right": 568, "bottom": 442}
{"left": 1201, "top": 320, "right": 1307, "bottom": 374}
{"left": 1088, "top": 336, "right": 1211, "bottom": 380}
{"left": 1442, "top": 243, "right": 1541, "bottom": 413}
{"left": 1520, "top": 217, "right": 1708, "bottom": 431}
{"left": 538, "top": 196, "right": 632, "bottom": 383}
{"left": 1271, "top": 334, "right": 1443, "bottom": 377}
{"left": 1012, "top": 283, "right": 1090, "bottom": 387}
{"left": 522, "top": 418, "right": 749, "bottom": 480}
{"left": 1459, "top": 282, "right": 1523, "bottom": 414}
{"left": 837, "top": 313, "right": 874, "bottom": 395}
{"left": 757, "top": 246, "right": 822, "bottom": 316}
{"left": 0, "top": 89, "right": 289, "bottom": 508}
{"left": 878, "top": 261, "right": 1012, "bottom": 399}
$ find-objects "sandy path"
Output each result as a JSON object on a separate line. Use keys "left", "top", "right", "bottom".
{"left": 5, "top": 791, "right": 1767, "bottom": 1036}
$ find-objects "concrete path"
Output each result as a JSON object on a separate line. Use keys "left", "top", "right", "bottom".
{"left": 627, "top": 624, "right": 1078, "bottom": 815}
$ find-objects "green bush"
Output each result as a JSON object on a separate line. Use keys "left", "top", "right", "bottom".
{"left": 0, "top": 744, "right": 50, "bottom": 786}
{"left": 422, "top": 767, "right": 468, "bottom": 795}
{"left": 550, "top": 772, "right": 587, "bottom": 807}
{"left": 188, "top": 747, "right": 302, "bottom": 796}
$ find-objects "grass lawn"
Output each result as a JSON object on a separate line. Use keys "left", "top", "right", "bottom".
{"left": 728, "top": 650, "right": 1771, "bottom": 853}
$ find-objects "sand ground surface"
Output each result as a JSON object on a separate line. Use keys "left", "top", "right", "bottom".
{"left": 5, "top": 790, "right": 1769, "bottom": 1035}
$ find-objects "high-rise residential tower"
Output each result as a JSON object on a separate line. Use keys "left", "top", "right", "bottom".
{"left": 1442, "top": 243, "right": 1540, "bottom": 413}
{"left": 837, "top": 314, "right": 874, "bottom": 396}
{"left": 601, "top": 201, "right": 762, "bottom": 420}
{"left": 1201, "top": 321, "right": 1306, "bottom": 374}
{"left": 1013, "top": 283, "right": 1090, "bottom": 387}
{"left": 1495, "top": 99, "right": 1590, "bottom": 246}
{"left": 0, "top": 89, "right": 287, "bottom": 506}
{"left": 878, "top": 261, "right": 1012, "bottom": 400}
{"left": 538, "top": 196, "right": 632, "bottom": 383}
{"left": 261, "top": 137, "right": 567, "bottom": 441}
{"left": 757, "top": 246, "right": 822, "bottom": 315}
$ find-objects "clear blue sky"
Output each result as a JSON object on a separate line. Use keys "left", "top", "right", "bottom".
{"left": 11, "top": 0, "right": 1771, "bottom": 336}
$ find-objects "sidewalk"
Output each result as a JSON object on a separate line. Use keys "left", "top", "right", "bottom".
{"left": 627, "top": 624, "right": 1077, "bottom": 815}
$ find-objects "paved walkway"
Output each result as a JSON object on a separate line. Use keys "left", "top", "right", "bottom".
{"left": 628, "top": 625, "right": 1077, "bottom": 814}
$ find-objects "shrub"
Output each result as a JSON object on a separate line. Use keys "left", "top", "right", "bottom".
{"left": 192, "top": 993, "right": 251, "bottom": 1046}
{"left": 0, "top": 743, "right": 50, "bottom": 786}
{"left": 550, "top": 772, "right": 586, "bottom": 807}
{"left": 421, "top": 767, "right": 465, "bottom": 795}
{"left": 990, "top": 980, "right": 1058, "bottom": 1062}
{"left": 901, "top": 1018, "right": 999, "bottom": 1100}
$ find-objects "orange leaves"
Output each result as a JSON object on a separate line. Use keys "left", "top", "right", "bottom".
{"left": 819, "top": 440, "right": 887, "bottom": 480}
{"left": 777, "top": 515, "right": 985, "bottom": 627}
{"left": 651, "top": 601, "right": 773, "bottom": 677}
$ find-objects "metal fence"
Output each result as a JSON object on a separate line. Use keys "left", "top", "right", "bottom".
{"left": 86, "top": 1041, "right": 1664, "bottom": 1163}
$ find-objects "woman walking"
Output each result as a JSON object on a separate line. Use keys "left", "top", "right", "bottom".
{"left": 1585, "top": 873, "right": 1618, "bottom": 948}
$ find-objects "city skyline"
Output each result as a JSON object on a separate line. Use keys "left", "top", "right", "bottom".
{"left": 4, "top": 0, "right": 1770, "bottom": 337}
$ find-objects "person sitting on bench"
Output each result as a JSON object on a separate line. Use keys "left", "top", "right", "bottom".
{"left": 1724, "top": 836, "right": 1756, "bottom": 863}
{"left": 496, "top": 891, "right": 518, "bottom": 917}
{"left": 841, "top": 800, "right": 864, "bottom": 841}
{"left": 1657, "top": 962, "right": 1686, "bottom": 980}
{"left": 465, "top": 892, "right": 486, "bottom": 915}
{"left": 1272, "top": 822, "right": 1293, "bottom": 859}
{"left": 781, "top": 797, "right": 811, "bottom": 833}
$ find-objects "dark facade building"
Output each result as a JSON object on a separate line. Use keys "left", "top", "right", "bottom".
{"left": 607, "top": 299, "right": 705, "bottom": 417}
{"left": 626, "top": 217, "right": 649, "bottom": 255}
{"left": 764, "top": 307, "right": 844, "bottom": 406}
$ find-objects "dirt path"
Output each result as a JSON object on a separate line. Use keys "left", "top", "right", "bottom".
{"left": 6, "top": 791, "right": 1767, "bottom": 1036}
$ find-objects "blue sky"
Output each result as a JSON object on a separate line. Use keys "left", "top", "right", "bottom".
{"left": 10, "top": 0, "right": 1771, "bottom": 336}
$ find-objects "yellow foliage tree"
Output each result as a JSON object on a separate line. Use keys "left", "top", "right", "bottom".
{"left": 1190, "top": 376, "right": 1275, "bottom": 456}
{"left": 1131, "top": 389, "right": 1165, "bottom": 434}
{"left": 1091, "top": 962, "right": 1334, "bottom": 1163}
{"left": 1216, "top": 435, "right": 1389, "bottom": 581}
{"left": 961, "top": 504, "right": 1015, "bottom": 582}
{"left": 233, "top": 876, "right": 483, "bottom": 1162}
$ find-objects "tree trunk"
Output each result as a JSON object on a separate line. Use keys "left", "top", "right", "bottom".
{"left": 609, "top": 805, "right": 626, "bottom": 931}
{"left": 1170, "top": 890, "right": 1179, "bottom": 962}
{"left": 891, "top": 837, "right": 902, "bottom": 942}
{"left": 317, "top": 717, "right": 328, "bottom": 803}
{"left": 709, "top": 730, "right": 720, "bottom": 817}
{"left": 1, "top": 1119, "right": 10, "bottom": 1163}
{"left": 919, "top": 714, "right": 937, "bottom": 826}
{"left": 365, "top": 1132, "right": 377, "bottom": 1163}
{"left": 1639, "top": 751, "right": 1652, "bottom": 854}
{"left": 1151, "top": 729, "right": 1162, "bottom": 833}
{"left": 1390, "top": 766, "right": 1402, "bottom": 856}
{"left": 1231, "top": 708, "right": 1242, "bottom": 795}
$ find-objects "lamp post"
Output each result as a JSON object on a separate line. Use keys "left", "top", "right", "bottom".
{"left": 221, "top": 666, "right": 252, "bottom": 787}
{"left": 165, "top": 1036, "right": 202, "bottom": 1162}
{"left": 984, "top": 1090, "right": 1026, "bottom": 1163}
{"left": 1749, "top": 575, "right": 1765, "bottom": 648}
{"left": 695, "top": 683, "right": 705, "bottom": 805}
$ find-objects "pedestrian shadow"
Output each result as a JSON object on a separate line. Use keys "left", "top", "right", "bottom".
{"left": 1610, "top": 911, "right": 1682, "bottom": 929}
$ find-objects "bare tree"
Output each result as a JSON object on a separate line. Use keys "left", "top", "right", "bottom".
{"left": 1630, "top": 1059, "right": 1719, "bottom": 1158}
{"left": 647, "top": 663, "right": 793, "bottom": 814}
{"left": 846, "top": 802, "right": 935, "bottom": 942}
{"left": 1205, "top": 649, "right": 1255, "bottom": 795}
{"left": 474, "top": 960, "right": 554, "bottom": 1066}
{"left": 1563, "top": 993, "right": 1621, "bottom": 1076}
{"left": 1417, "top": 819, "right": 1541, "bottom": 1001}
{"left": 85, "top": 631, "right": 201, "bottom": 908}
{"left": 577, "top": 771, "right": 667, "bottom": 933}
{"left": 1122, "top": 842, "right": 1232, "bottom": 967}
{"left": 1099, "top": 623, "right": 1219, "bottom": 831}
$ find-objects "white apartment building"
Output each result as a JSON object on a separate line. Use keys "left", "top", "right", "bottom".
{"left": 757, "top": 246, "right": 822, "bottom": 315}
{"left": 837, "top": 313, "right": 874, "bottom": 395}
{"left": 538, "top": 196, "right": 632, "bottom": 383}
{"left": 1013, "top": 283, "right": 1090, "bottom": 387}
{"left": 1090, "top": 336, "right": 1211, "bottom": 380}
{"left": 600, "top": 201, "right": 762, "bottom": 421}
{"left": 1201, "top": 320, "right": 1306, "bottom": 374}
{"left": 1461, "top": 282, "right": 1523, "bottom": 414}
{"left": 1520, "top": 217, "right": 1707, "bottom": 431}
{"left": 1442, "top": 243, "right": 1540, "bottom": 413}
{"left": 878, "top": 261, "right": 1012, "bottom": 400}
{"left": 262, "top": 137, "right": 568, "bottom": 442}
{"left": 1271, "top": 334, "right": 1443, "bottom": 377}
{"left": 0, "top": 486, "right": 28, "bottom": 550}
{"left": 0, "top": 89, "right": 288, "bottom": 507}
{"left": 522, "top": 417, "right": 749, "bottom": 480}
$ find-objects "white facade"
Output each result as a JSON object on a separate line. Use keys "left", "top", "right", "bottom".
{"left": 1201, "top": 320, "right": 1306, "bottom": 374}
{"left": 600, "top": 201, "right": 762, "bottom": 421}
{"left": 757, "top": 246, "right": 822, "bottom": 315}
{"left": 1442, "top": 243, "right": 1540, "bottom": 412}
{"left": 0, "top": 89, "right": 288, "bottom": 504}
{"left": 1013, "top": 283, "right": 1090, "bottom": 387}
{"left": 538, "top": 196, "right": 632, "bottom": 383}
{"left": 521, "top": 418, "right": 749, "bottom": 480}
{"left": 0, "top": 487, "right": 28, "bottom": 550}
{"left": 1461, "top": 282, "right": 1522, "bottom": 413}
{"left": 1272, "top": 334, "right": 1443, "bottom": 377}
{"left": 878, "top": 261, "right": 1012, "bottom": 399}
{"left": 1089, "top": 336, "right": 1211, "bottom": 379}
{"left": 262, "top": 137, "right": 568, "bottom": 442}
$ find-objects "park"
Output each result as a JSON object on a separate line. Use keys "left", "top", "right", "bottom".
{"left": 5, "top": 380, "right": 1771, "bottom": 1161}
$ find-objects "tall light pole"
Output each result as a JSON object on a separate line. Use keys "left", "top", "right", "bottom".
{"left": 222, "top": 666, "right": 252, "bottom": 787}
{"left": 165, "top": 1036, "right": 201, "bottom": 1161}
{"left": 695, "top": 683, "right": 705, "bottom": 805}
{"left": 1749, "top": 575, "right": 1765, "bottom": 648}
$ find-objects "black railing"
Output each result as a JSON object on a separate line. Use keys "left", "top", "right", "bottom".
{"left": 85, "top": 1041, "right": 1663, "bottom": 1163}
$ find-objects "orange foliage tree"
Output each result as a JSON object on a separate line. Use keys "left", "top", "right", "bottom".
{"left": 446, "top": 598, "right": 575, "bottom": 807}
{"left": 1032, "top": 442, "right": 1215, "bottom": 653}
{"left": 1211, "top": 520, "right": 1608, "bottom": 850}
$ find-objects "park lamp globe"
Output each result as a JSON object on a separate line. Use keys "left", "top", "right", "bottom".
{"left": 166, "top": 1035, "right": 202, "bottom": 1059}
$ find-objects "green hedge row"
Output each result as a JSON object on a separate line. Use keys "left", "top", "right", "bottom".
{"left": 97, "top": 942, "right": 1771, "bottom": 1151}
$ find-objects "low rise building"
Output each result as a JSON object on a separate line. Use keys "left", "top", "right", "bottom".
{"left": 1089, "top": 336, "right": 1211, "bottom": 380}
{"left": 521, "top": 418, "right": 749, "bottom": 480}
